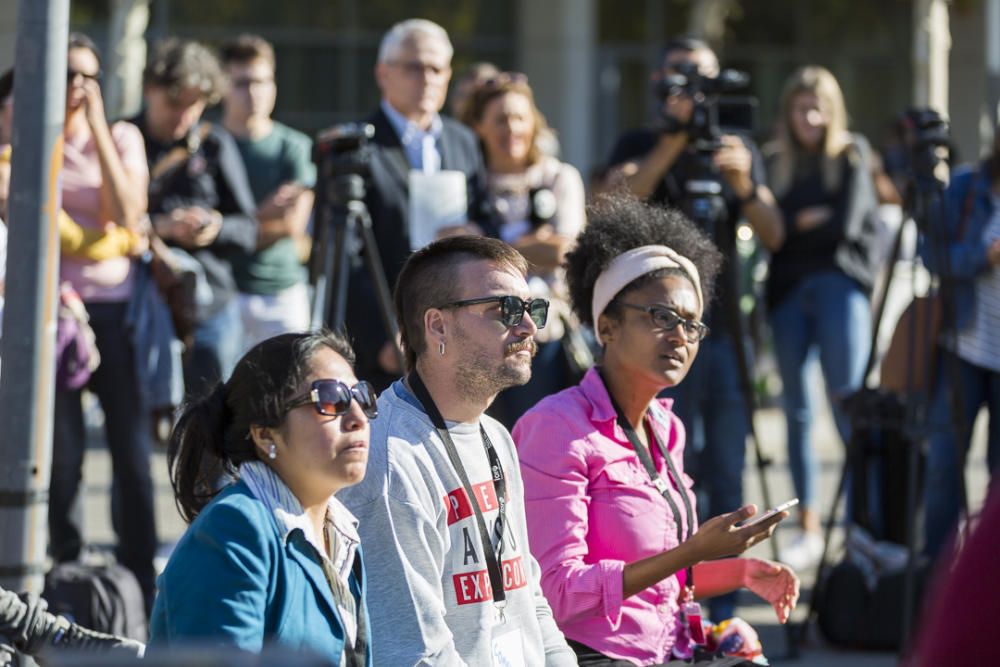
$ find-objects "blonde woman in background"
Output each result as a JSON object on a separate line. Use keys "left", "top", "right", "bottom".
{"left": 763, "top": 66, "right": 882, "bottom": 569}
{"left": 461, "top": 72, "right": 587, "bottom": 425}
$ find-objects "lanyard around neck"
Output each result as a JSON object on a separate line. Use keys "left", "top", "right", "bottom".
{"left": 598, "top": 370, "right": 696, "bottom": 590}
{"left": 406, "top": 372, "right": 509, "bottom": 615}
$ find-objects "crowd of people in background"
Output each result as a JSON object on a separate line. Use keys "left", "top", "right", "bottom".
{"left": 0, "top": 13, "right": 996, "bottom": 667}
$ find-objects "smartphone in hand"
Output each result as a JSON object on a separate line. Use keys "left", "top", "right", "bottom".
{"left": 741, "top": 498, "right": 799, "bottom": 527}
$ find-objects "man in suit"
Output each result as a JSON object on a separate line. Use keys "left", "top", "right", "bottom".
{"left": 345, "top": 18, "right": 486, "bottom": 391}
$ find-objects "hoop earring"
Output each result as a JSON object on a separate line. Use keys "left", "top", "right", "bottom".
{"left": 439, "top": 340, "right": 446, "bottom": 356}
{"left": 268, "top": 442, "right": 277, "bottom": 460}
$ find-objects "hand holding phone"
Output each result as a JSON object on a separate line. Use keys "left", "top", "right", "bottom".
{"left": 741, "top": 498, "right": 799, "bottom": 527}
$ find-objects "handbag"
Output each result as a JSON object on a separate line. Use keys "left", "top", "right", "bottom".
{"left": 55, "top": 284, "right": 100, "bottom": 392}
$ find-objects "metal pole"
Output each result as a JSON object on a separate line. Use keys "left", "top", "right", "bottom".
{"left": 0, "top": 0, "right": 69, "bottom": 595}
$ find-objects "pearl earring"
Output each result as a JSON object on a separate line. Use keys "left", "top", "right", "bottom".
{"left": 439, "top": 340, "right": 446, "bottom": 356}
{"left": 268, "top": 442, "right": 277, "bottom": 460}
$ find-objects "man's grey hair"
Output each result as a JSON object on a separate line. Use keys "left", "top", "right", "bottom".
{"left": 376, "top": 19, "right": 453, "bottom": 64}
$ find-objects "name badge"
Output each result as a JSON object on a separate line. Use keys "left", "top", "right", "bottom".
{"left": 491, "top": 626, "right": 525, "bottom": 667}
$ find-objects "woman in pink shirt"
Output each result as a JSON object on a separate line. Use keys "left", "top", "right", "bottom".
{"left": 513, "top": 195, "right": 799, "bottom": 665}
{"left": 50, "top": 33, "right": 158, "bottom": 612}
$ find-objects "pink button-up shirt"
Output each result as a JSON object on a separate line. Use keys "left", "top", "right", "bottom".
{"left": 512, "top": 367, "right": 698, "bottom": 665}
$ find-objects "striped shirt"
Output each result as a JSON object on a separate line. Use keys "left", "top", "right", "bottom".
{"left": 955, "top": 195, "right": 1000, "bottom": 372}
{"left": 240, "top": 461, "right": 361, "bottom": 645}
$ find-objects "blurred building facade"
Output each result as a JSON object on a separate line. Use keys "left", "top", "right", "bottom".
{"left": 0, "top": 0, "right": 997, "bottom": 176}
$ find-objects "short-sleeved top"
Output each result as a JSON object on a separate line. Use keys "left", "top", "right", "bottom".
{"left": 606, "top": 129, "right": 766, "bottom": 331}
{"left": 60, "top": 121, "right": 149, "bottom": 302}
{"left": 232, "top": 122, "right": 316, "bottom": 295}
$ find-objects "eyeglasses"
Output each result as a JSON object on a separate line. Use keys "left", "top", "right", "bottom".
{"left": 67, "top": 69, "right": 101, "bottom": 84}
{"left": 615, "top": 301, "right": 709, "bottom": 343}
{"left": 438, "top": 295, "right": 549, "bottom": 329}
{"left": 387, "top": 60, "right": 451, "bottom": 78}
{"left": 480, "top": 71, "right": 528, "bottom": 90}
{"left": 285, "top": 380, "right": 378, "bottom": 419}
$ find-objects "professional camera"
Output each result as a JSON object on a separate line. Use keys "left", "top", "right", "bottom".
{"left": 313, "top": 122, "right": 375, "bottom": 185}
{"left": 897, "top": 108, "right": 951, "bottom": 191}
{"left": 656, "top": 62, "right": 757, "bottom": 151}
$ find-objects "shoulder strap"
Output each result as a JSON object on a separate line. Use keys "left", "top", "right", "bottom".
{"left": 148, "top": 122, "right": 213, "bottom": 182}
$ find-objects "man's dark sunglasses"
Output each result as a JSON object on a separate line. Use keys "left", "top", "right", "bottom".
{"left": 285, "top": 380, "right": 378, "bottom": 419}
{"left": 438, "top": 295, "right": 549, "bottom": 329}
{"left": 615, "top": 301, "right": 709, "bottom": 343}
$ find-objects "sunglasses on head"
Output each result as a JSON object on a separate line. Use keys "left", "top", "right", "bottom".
{"left": 438, "top": 295, "right": 549, "bottom": 329}
{"left": 285, "top": 379, "right": 378, "bottom": 419}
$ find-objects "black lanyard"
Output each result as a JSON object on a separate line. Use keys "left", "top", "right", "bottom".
{"left": 599, "top": 371, "right": 697, "bottom": 590}
{"left": 407, "top": 372, "right": 509, "bottom": 613}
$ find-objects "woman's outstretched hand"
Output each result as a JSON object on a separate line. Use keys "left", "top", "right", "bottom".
{"left": 687, "top": 504, "right": 786, "bottom": 562}
{"left": 743, "top": 558, "right": 800, "bottom": 624}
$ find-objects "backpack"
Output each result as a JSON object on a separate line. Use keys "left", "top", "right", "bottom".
{"left": 42, "top": 561, "right": 148, "bottom": 642}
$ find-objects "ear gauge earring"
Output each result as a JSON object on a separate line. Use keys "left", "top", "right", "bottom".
{"left": 439, "top": 340, "right": 446, "bottom": 356}
{"left": 268, "top": 442, "right": 277, "bottom": 460}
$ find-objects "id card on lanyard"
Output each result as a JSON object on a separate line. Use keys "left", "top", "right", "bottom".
{"left": 407, "top": 372, "right": 510, "bottom": 623}
{"left": 598, "top": 371, "right": 705, "bottom": 646}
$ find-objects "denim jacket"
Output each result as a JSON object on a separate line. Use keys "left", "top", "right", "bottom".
{"left": 921, "top": 163, "right": 997, "bottom": 333}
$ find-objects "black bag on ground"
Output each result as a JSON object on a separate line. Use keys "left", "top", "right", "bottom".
{"left": 816, "top": 556, "right": 930, "bottom": 651}
{"left": 42, "top": 561, "right": 147, "bottom": 642}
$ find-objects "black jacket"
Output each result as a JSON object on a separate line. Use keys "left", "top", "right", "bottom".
{"left": 133, "top": 114, "right": 258, "bottom": 322}
{"left": 343, "top": 108, "right": 486, "bottom": 390}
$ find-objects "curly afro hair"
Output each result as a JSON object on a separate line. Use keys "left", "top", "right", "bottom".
{"left": 565, "top": 193, "right": 723, "bottom": 328}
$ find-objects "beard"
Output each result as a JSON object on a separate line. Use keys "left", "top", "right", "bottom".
{"left": 452, "top": 323, "right": 537, "bottom": 402}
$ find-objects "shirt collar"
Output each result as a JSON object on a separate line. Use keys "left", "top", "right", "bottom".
{"left": 578, "top": 366, "right": 676, "bottom": 445}
{"left": 241, "top": 460, "right": 360, "bottom": 574}
{"left": 380, "top": 99, "right": 443, "bottom": 147}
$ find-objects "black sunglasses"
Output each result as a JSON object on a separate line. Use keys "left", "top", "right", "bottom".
{"left": 615, "top": 301, "right": 709, "bottom": 343}
{"left": 285, "top": 380, "right": 378, "bottom": 419}
{"left": 438, "top": 295, "right": 549, "bottom": 329}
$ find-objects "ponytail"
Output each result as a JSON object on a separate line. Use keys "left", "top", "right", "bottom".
{"left": 167, "top": 382, "right": 247, "bottom": 523}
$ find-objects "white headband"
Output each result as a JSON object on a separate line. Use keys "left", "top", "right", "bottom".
{"left": 591, "top": 245, "right": 703, "bottom": 344}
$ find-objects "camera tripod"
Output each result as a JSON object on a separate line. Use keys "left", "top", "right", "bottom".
{"left": 679, "top": 153, "right": 798, "bottom": 656}
{"left": 309, "top": 170, "right": 405, "bottom": 372}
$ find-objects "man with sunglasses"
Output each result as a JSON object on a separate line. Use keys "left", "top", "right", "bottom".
{"left": 345, "top": 18, "right": 487, "bottom": 393}
{"left": 340, "top": 236, "right": 575, "bottom": 665}
{"left": 603, "top": 36, "right": 786, "bottom": 622}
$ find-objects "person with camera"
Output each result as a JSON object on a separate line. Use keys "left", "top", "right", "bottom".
{"left": 460, "top": 71, "right": 587, "bottom": 426}
{"left": 513, "top": 195, "right": 798, "bottom": 666}
{"left": 131, "top": 38, "right": 259, "bottom": 398}
{"left": 345, "top": 18, "right": 486, "bottom": 392}
{"left": 762, "top": 66, "right": 882, "bottom": 568}
{"left": 220, "top": 35, "right": 315, "bottom": 353}
{"left": 604, "top": 37, "right": 783, "bottom": 622}
{"left": 921, "top": 120, "right": 1000, "bottom": 562}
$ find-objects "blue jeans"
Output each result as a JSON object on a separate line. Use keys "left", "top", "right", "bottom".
{"left": 661, "top": 334, "right": 750, "bottom": 621}
{"left": 184, "top": 297, "right": 242, "bottom": 398}
{"left": 50, "top": 301, "right": 157, "bottom": 608}
{"left": 769, "top": 270, "right": 871, "bottom": 512}
{"left": 924, "top": 349, "right": 1000, "bottom": 560}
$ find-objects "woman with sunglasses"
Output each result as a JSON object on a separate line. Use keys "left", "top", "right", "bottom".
{"left": 149, "top": 331, "right": 376, "bottom": 665}
{"left": 512, "top": 195, "right": 799, "bottom": 666}
{"left": 49, "top": 32, "right": 158, "bottom": 610}
{"left": 460, "top": 72, "right": 587, "bottom": 426}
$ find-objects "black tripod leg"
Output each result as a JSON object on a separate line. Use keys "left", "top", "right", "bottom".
{"left": 352, "top": 202, "right": 405, "bottom": 371}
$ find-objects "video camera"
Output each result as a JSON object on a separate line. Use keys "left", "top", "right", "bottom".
{"left": 897, "top": 108, "right": 951, "bottom": 192}
{"left": 313, "top": 122, "right": 375, "bottom": 184}
{"left": 656, "top": 62, "right": 758, "bottom": 151}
